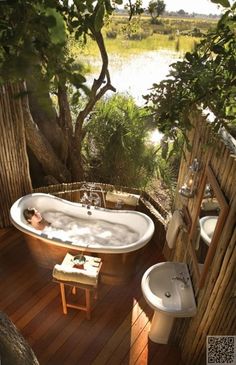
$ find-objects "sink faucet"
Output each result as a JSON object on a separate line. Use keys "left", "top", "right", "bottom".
{"left": 172, "top": 273, "right": 189, "bottom": 287}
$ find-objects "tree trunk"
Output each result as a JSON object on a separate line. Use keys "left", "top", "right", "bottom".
{"left": 0, "top": 311, "right": 39, "bottom": 365}
{"left": 58, "top": 82, "right": 73, "bottom": 165}
{"left": 27, "top": 79, "right": 69, "bottom": 163}
{"left": 22, "top": 86, "right": 71, "bottom": 183}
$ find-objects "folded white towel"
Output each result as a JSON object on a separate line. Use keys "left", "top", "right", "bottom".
{"left": 166, "top": 210, "right": 184, "bottom": 249}
{"left": 106, "top": 191, "right": 139, "bottom": 206}
{"left": 53, "top": 264, "right": 98, "bottom": 286}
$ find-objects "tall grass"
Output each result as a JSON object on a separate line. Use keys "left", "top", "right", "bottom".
{"left": 73, "top": 33, "right": 199, "bottom": 62}
{"left": 70, "top": 15, "right": 217, "bottom": 65}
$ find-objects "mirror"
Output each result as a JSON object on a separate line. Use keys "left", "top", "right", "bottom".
{"left": 189, "top": 164, "right": 229, "bottom": 288}
{"left": 195, "top": 182, "right": 220, "bottom": 265}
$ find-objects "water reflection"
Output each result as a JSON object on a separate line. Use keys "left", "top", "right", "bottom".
{"left": 86, "top": 49, "right": 180, "bottom": 106}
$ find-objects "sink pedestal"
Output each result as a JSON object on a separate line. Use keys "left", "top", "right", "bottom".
{"left": 149, "top": 311, "right": 174, "bottom": 344}
{"left": 142, "top": 262, "right": 197, "bottom": 344}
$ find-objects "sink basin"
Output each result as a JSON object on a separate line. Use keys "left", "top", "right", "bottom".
{"left": 142, "top": 262, "right": 196, "bottom": 318}
{"left": 141, "top": 261, "right": 197, "bottom": 343}
{"left": 199, "top": 216, "right": 218, "bottom": 246}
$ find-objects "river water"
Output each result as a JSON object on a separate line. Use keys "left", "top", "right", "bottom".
{"left": 86, "top": 49, "right": 179, "bottom": 105}
{"left": 109, "top": 50, "right": 179, "bottom": 105}
{"left": 85, "top": 49, "right": 180, "bottom": 143}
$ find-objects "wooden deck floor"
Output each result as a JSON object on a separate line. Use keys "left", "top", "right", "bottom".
{"left": 0, "top": 228, "right": 184, "bottom": 365}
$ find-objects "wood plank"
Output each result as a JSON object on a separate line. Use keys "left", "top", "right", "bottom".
{"left": 0, "top": 228, "right": 183, "bottom": 365}
{"left": 44, "top": 244, "right": 158, "bottom": 364}
{"left": 107, "top": 309, "right": 151, "bottom": 365}
{"left": 49, "top": 251, "right": 161, "bottom": 365}
{"left": 92, "top": 297, "right": 150, "bottom": 365}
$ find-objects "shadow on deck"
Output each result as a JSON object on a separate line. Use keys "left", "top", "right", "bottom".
{"left": 0, "top": 228, "right": 184, "bottom": 365}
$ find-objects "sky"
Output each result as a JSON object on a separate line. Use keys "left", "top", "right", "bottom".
{"left": 139, "top": 0, "right": 227, "bottom": 15}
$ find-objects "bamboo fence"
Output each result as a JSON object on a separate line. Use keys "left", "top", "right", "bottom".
{"left": 169, "top": 108, "right": 236, "bottom": 364}
{"left": 0, "top": 83, "right": 32, "bottom": 227}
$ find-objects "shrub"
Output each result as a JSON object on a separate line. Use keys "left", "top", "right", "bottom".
{"left": 83, "top": 94, "right": 157, "bottom": 188}
{"left": 106, "top": 31, "right": 117, "bottom": 39}
{"left": 191, "top": 27, "right": 204, "bottom": 37}
{"left": 168, "top": 34, "right": 175, "bottom": 41}
{"left": 150, "top": 18, "right": 163, "bottom": 25}
{"left": 127, "top": 31, "right": 149, "bottom": 40}
{"left": 163, "top": 28, "right": 173, "bottom": 35}
{"left": 154, "top": 134, "right": 183, "bottom": 197}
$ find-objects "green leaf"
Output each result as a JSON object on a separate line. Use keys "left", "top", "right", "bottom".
{"left": 185, "top": 52, "right": 193, "bottom": 63}
{"left": 71, "top": 20, "right": 80, "bottom": 27}
{"left": 94, "top": 3, "right": 105, "bottom": 32}
{"left": 44, "top": 15, "right": 57, "bottom": 28}
{"left": 212, "top": 44, "right": 225, "bottom": 54}
{"left": 104, "top": 0, "right": 114, "bottom": 14}
{"left": 46, "top": 8, "right": 66, "bottom": 44}
{"left": 44, "top": 0, "right": 58, "bottom": 8}
{"left": 70, "top": 72, "right": 86, "bottom": 88}
{"left": 210, "top": 0, "right": 230, "bottom": 7}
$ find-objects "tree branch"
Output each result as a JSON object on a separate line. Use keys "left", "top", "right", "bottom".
{"left": 74, "top": 28, "right": 116, "bottom": 137}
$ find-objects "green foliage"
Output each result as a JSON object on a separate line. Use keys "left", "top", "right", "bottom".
{"left": 148, "top": 0, "right": 166, "bottom": 20}
{"left": 155, "top": 133, "right": 184, "bottom": 195}
{"left": 0, "top": 0, "right": 114, "bottom": 88}
{"left": 125, "top": 0, "right": 145, "bottom": 20}
{"left": 211, "top": 0, "right": 230, "bottom": 6}
{"left": 150, "top": 18, "right": 163, "bottom": 25}
{"left": 106, "top": 31, "right": 117, "bottom": 39}
{"left": 0, "top": 2, "right": 66, "bottom": 83}
{"left": 46, "top": 8, "right": 67, "bottom": 45}
{"left": 83, "top": 94, "right": 157, "bottom": 188}
{"left": 154, "top": 154, "right": 177, "bottom": 196}
{"left": 144, "top": 3, "right": 236, "bottom": 148}
{"left": 0, "top": 0, "right": 119, "bottom": 128}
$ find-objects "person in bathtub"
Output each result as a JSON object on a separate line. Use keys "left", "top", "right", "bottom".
{"left": 23, "top": 208, "right": 51, "bottom": 231}
{"left": 23, "top": 208, "right": 139, "bottom": 245}
{"left": 23, "top": 208, "right": 79, "bottom": 233}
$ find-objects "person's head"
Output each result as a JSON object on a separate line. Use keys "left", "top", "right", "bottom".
{"left": 23, "top": 208, "right": 42, "bottom": 227}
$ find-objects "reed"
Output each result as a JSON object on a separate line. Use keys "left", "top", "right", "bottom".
{"left": 70, "top": 14, "right": 218, "bottom": 73}
{"left": 75, "top": 33, "right": 199, "bottom": 60}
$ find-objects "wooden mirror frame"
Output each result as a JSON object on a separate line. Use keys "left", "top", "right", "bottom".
{"left": 189, "top": 164, "right": 229, "bottom": 289}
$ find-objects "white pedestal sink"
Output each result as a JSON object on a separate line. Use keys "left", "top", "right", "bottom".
{"left": 141, "top": 262, "right": 197, "bottom": 344}
{"left": 199, "top": 216, "right": 218, "bottom": 246}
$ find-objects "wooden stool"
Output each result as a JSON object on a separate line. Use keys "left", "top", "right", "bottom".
{"left": 53, "top": 253, "right": 102, "bottom": 319}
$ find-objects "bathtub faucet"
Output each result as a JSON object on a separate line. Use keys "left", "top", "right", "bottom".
{"left": 79, "top": 190, "right": 101, "bottom": 208}
{"left": 79, "top": 183, "right": 106, "bottom": 208}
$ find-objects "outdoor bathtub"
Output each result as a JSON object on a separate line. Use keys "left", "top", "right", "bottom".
{"left": 10, "top": 193, "right": 155, "bottom": 284}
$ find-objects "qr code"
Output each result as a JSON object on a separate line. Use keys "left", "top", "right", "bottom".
{"left": 207, "top": 336, "right": 236, "bottom": 364}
